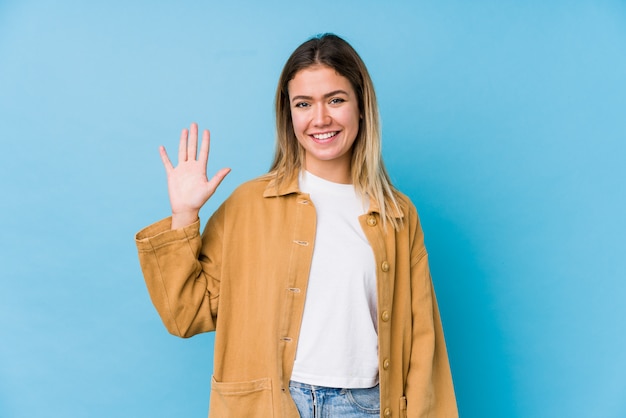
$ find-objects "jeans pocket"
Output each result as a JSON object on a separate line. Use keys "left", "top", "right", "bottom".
{"left": 345, "top": 385, "right": 380, "bottom": 413}
{"left": 209, "top": 376, "right": 274, "bottom": 417}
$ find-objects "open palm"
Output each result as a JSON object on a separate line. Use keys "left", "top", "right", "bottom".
{"left": 160, "top": 123, "right": 230, "bottom": 229}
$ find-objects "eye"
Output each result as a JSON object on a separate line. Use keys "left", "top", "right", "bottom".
{"left": 294, "top": 102, "right": 310, "bottom": 108}
{"left": 329, "top": 97, "right": 345, "bottom": 105}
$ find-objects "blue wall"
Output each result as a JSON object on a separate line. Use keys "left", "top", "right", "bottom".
{"left": 1, "top": 1, "right": 624, "bottom": 417}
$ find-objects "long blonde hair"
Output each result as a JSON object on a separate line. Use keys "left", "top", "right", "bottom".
{"left": 269, "top": 33, "right": 403, "bottom": 229}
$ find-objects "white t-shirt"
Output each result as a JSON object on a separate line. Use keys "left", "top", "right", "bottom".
{"left": 291, "top": 171, "right": 379, "bottom": 388}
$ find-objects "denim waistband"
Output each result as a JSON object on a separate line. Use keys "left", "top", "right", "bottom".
{"left": 289, "top": 380, "right": 379, "bottom": 391}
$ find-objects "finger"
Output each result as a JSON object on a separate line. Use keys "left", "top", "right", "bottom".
{"left": 188, "top": 122, "right": 199, "bottom": 161}
{"left": 199, "top": 129, "right": 210, "bottom": 165}
{"left": 207, "top": 167, "right": 231, "bottom": 193}
{"left": 159, "top": 146, "right": 174, "bottom": 173}
{"left": 178, "top": 128, "right": 188, "bottom": 164}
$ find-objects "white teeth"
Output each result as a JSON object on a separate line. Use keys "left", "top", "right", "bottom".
{"left": 312, "top": 131, "right": 337, "bottom": 140}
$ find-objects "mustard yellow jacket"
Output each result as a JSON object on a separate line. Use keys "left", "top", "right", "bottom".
{"left": 135, "top": 174, "right": 458, "bottom": 418}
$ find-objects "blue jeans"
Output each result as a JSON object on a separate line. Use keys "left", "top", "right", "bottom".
{"left": 289, "top": 381, "right": 380, "bottom": 417}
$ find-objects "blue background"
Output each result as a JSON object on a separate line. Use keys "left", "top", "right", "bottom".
{"left": 1, "top": 1, "right": 625, "bottom": 417}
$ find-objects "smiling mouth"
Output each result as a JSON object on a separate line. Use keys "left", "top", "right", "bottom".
{"left": 311, "top": 131, "right": 339, "bottom": 141}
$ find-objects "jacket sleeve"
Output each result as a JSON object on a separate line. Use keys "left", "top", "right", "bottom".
{"left": 135, "top": 208, "right": 224, "bottom": 338}
{"left": 405, "top": 208, "right": 458, "bottom": 417}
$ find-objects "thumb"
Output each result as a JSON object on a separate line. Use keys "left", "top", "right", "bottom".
{"left": 207, "top": 167, "right": 231, "bottom": 194}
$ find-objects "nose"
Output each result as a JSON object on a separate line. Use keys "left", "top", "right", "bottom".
{"left": 312, "top": 104, "right": 331, "bottom": 127}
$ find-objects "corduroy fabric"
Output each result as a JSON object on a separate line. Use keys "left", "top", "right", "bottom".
{"left": 135, "top": 174, "right": 458, "bottom": 418}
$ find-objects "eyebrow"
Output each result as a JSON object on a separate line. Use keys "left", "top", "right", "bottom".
{"left": 290, "top": 89, "right": 350, "bottom": 103}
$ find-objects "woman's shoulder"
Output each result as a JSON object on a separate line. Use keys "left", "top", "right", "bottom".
{"left": 393, "top": 190, "right": 419, "bottom": 218}
{"left": 226, "top": 175, "right": 273, "bottom": 202}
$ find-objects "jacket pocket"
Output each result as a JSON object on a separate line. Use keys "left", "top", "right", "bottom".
{"left": 399, "top": 396, "right": 407, "bottom": 418}
{"left": 209, "top": 376, "right": 274, "bottom": 418}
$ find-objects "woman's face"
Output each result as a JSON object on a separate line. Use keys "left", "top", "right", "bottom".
{"left": 288, "top": 65, "right": 360, "bottom": 183}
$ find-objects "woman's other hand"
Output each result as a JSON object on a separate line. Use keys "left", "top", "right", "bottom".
{"left": 159, "top": 123, "right": 231, "bottom": 229}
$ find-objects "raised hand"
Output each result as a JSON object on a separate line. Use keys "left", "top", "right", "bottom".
{"left": 160, "top": 123, "right": 231, "bottom": 229}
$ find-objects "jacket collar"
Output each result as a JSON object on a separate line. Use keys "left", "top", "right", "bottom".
{"left": 262, "top": 172, "right": 404, "bottom": 218}
{"left": 262, "top": 173, "right": 300, "bottom": 198}
{"left": 367, "top": 195, "right": 404, "bottom": 218}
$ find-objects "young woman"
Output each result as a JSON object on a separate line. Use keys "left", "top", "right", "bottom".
{"left": 136, "top": 33, "right": 458, "bottom": 418}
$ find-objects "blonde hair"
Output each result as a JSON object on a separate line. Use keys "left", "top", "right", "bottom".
{"left": 269, "top": 33, "right": 403, "bottom": 229}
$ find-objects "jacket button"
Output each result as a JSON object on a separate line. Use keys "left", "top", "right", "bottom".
{"left": 381, "top": 261, "right": 390, "bottom": 272}
{"left": 367, "top": 216, "right": 377, "bottom": 226}
{"left": 381, "top": 311, "right": 390, "bottom": 322}
{"left": 383, "top": 358, "right": 390, "bottom": 370}
{"left": 384, "top": 407, "right": 392, "bottom": 417}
